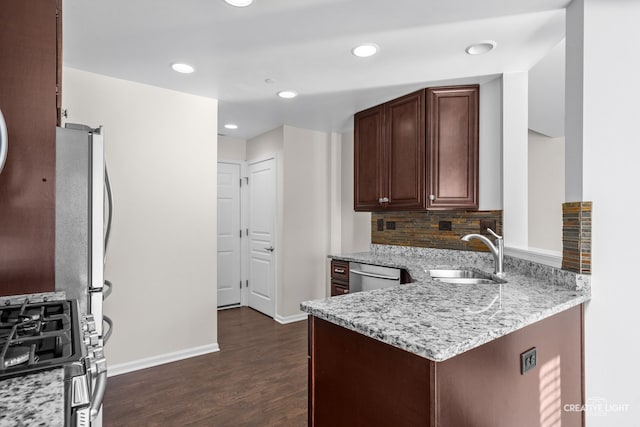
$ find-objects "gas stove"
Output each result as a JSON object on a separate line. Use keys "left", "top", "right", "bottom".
{"left": 0, "top": 298, "right": 107, "bottom": 427}
{"left": 0, "top": 299, "right": 82, "bottom": 379}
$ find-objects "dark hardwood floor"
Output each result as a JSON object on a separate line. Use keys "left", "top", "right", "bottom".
{"left": 103, "top": 307, "right": 308, "bottom": 426}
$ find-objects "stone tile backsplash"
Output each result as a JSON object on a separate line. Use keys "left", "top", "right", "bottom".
{"left": 562, "top": 201, "right": 592, "bottom": 274}
{"left": 371, "top": 210, "right": 503, "bottom": 252}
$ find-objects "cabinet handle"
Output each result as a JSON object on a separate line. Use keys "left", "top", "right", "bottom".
{"left": 343, "top": 289, "right": 349, "bottom": 294}
{"left": 334, "top": 268, "right": 345, "bottom": 274}
{"left": 378, "top": 197, "right": 389, "bottom": 204}
{"left": 429, "top": 194, "right": 435, "bottom": 201}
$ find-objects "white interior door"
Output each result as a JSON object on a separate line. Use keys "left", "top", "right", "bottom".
{"left": 217, "top": 162, "right": 241, "bottom": 307}
{"left": 247, "top": 158, "right": 276, "bottom": 317}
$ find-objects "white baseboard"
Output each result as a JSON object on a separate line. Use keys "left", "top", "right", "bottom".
{"left": 108, "top": 343, "right": 220, "bottom": 377}
{"left": 504, "top": 246, "right": 562, "bottom": 268}
{"left": 275, "top": 312, "right": 308, "bottom": 325}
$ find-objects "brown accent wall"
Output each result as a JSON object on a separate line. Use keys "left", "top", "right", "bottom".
{"left": 371, "top": 210, "right": 502, "bottom": 252}
{"left": 562, "top": 202, "right": 592, "bottom": 274}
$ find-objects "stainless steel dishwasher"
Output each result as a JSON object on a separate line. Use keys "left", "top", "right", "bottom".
{"left": 349, "top": 262, "right": 402, "bottom": 292}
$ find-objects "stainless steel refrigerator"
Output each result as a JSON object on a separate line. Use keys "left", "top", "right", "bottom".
{"left": 55, "top": 123, "right": 113, "bottom": 425}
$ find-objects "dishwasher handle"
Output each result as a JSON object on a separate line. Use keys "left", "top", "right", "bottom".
{"left": 349, "top": 269, "right": 399, "bottom": 281}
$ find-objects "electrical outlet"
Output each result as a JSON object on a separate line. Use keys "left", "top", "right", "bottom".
{"left": 386, "top": 221, "right": 396, "bottom": 230}
{"left": 439, "top": 221, "right": 452, "bottom": 231}
{"left": 377, "top": 219, "right": 384, "bottom": 231}
{"left": 480, "top": 219, "right": 496, "bottom": 234}
{"left": 520, "top": 348, "right": 537, "bottom": 375}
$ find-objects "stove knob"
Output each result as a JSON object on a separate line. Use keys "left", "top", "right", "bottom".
{"left": 93, "top": 349, "right": 107, "bottom": 374}
{"left": 81, "top": 315, "right": 96, "bottom": 332}
{"left": 83, "top": 331, "right": 100, "bottom": 347}
{"left": 86, "top": 320, "right": 97, "bottom": 333}
{"left": 85, "top": 354, "right": 96, "bottom": 375}
{"left": 87, "top": 349, "right": 107, "bottom": 375}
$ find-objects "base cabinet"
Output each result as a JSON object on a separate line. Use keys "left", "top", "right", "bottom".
{"left": 330, "top": 260, "right": 350, "bottom": 296}
{"left": 308, "top": 305, "right": 584, "bottom": 426}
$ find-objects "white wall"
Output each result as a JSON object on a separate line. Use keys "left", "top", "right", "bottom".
{"left": 528, "top": 131, "right": 564, "bottom": 252}
{"left": 565, "top": 0, "right": 584, "bottom": 203}
{"left": 247, "top": 126, "right": 331, "bottom": 318}
{"left": 62, "top": 68, "right": 219, "bottom": 367}
{"left": 247, "top": 127, "right": 283, "bottom": 161}
{"left": 280, "top": 126, "right": 330, "bottom": 316}
{"left": 529, "top": 39, "right": 565, "bottom": 138}
{"left": 566, "top": 1, "right": 640, "bottom": 425}
{"left": 479, "top": 77, "right": 503, "bottom": 211}
{"left": 218, "top": 135, "right": 246, "bottom": 161}
{"left": 502, "top": 72, "right": 529, "bottom": 249}
{"left": 340, "top": 130, "right": 371, "bottom": 253}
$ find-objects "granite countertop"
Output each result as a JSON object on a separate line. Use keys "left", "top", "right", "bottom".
{"left": 0, "top": 368, "right": 65, "bottom": 427}
{"left": 301, "top": 245, "right": 591, "bottom": 362}
{"left": 0, "top": 292, "right": 67, "bottom": 427}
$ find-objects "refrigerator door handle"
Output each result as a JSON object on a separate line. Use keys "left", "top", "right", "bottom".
{"left": 0, "top": 108, "right": 7, "bottom": 175}
{"left": 102, "top": 315, "right": 113, "bottom": 344}
{"left": 102, "top": 280, "right": 113, "bottom": 300}
{"left": 104, "top": 163, "right": 113, "bottom": 262}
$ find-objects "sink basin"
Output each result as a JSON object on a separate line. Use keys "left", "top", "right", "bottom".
{"left": 428, "top": 269, "right": 490, "bottom": 279}
{"left": 428, "top": 269, "right": 501, "bottom": 285}
{"left": 432, "top": 277, "right": 497, "bottom": 285}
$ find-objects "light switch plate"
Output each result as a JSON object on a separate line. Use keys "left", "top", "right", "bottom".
{"left": 520, "top": 347, "right": 537, "bottom": 375}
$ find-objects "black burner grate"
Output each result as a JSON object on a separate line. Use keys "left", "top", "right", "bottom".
{"left": 0, "top": 299, "right": 81, "bottom": 379}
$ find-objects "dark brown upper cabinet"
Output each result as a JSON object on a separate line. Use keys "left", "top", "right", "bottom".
{"left": 354, "top": 104, "right": 385, "bottom": 211}
{"left": 354, "top": 85, "right": 479, "bottom": 212}
{"left": 426, "top": 85, "right": 479, "bottom": 210}
{"left": 354, "top": 90, "right": 425, "bottom": 211}
{"left": 0, "top": 0, "right": 61, "bottom": 296}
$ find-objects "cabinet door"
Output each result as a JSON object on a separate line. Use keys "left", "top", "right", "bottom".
{"left": 426, "top": 86, "right": 479, "bottom": 210}
{"left": 354, "top": 104, "right": 384, "bottom": 211}
{"left": 330, "top": 281, "right": 349, "bottom": 297}
{"left": 330, "top": 260, "right": 349, "bottom": 282}
{"left": 0, "top": 0, "right": 59, "bottom": 295}
{"left": 384, "top": 90, "right": 425, "bottom": 210}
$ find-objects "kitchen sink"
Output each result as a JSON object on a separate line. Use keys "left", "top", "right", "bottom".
{"left": 428, "top": 269, "right": 502, "bottom": 285}
{"left": 432, "top": 277, "right": 497, "bottom": 285}
{"left": 428, "top": 269, "right": 489, "bottom": 279}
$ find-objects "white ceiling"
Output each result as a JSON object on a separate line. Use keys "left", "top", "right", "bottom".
{"left": 63, "top": 0, "right": 569, "bottom": 140}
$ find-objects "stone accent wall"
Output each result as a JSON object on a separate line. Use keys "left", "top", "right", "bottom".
{"left": 562, "top": 202, "right": 592, "bottom": 274}
{"left": 371, "top": 210, "right": 503, "bottom": 252}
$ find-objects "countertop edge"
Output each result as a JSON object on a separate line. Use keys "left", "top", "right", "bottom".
{"left": 314, "top": 248, "right": 591, "bottom": 362}
{"left": 301, "top": 294, "right": 589, "bottom": 362}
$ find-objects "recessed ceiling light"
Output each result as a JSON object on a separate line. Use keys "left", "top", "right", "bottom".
{"left": 465, "top": 41, "right": 496, "bottom": 55}
{"left": 264, "top": 78, "right": 276, "bottom": 84}
{"left": 224, "top": 124, "right": 238, "bottom": 130}
{"left": 351, "top": 44, "right": 379, "bottom": 58}
{"left": 224, "top": 0, "right": 253, "bottom": 7}
{"left": 277, "top": 90, "right": 298, "bottom": 99}
{"left": 171, "top": 63, "right": 195, "bottom": 74}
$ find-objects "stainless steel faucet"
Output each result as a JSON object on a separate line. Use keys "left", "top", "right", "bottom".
{"left": 461, "top": 228, "right": 505, "bottom": 277}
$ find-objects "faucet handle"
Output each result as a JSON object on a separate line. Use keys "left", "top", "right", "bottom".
{"left": 486, "top": 228, "right": 502, "bottom": 240}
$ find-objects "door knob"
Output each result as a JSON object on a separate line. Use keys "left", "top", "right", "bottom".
{"left": 265, "top": 246, "right": 275, "bottom": 252}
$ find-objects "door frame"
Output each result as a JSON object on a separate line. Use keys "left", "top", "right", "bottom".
{"left": 218, "top": 159, "right": 249, "bottom": 308}
{"left": 246, "top": 156, "right": 278, "bottom": 317}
